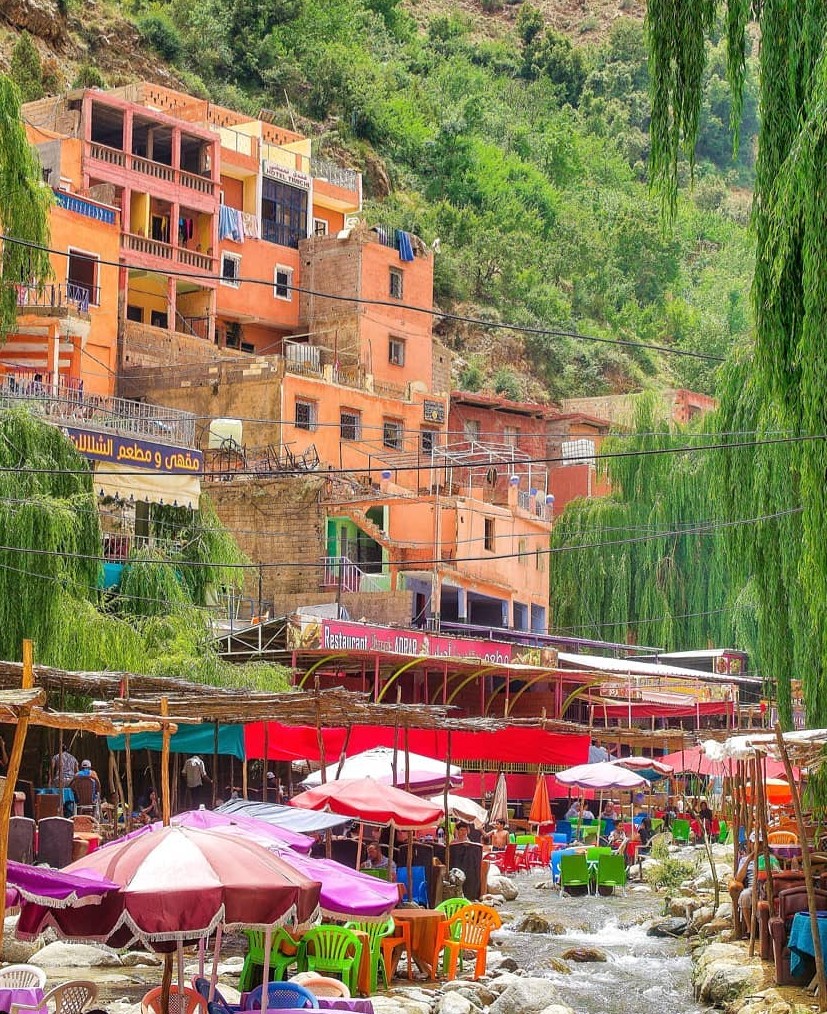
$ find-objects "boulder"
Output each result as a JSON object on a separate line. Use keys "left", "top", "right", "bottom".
{"left": 514, "top": 912, "right": 557, "bottom": 934}
{"left": 488, "top": 972, "right": 524, "bottom": 994}
{"left": 699, "top": 918, "right": 733, "bottom": 939}
{"left": 495, "top": 957, "right": 520, "bottom": 973}
{"left": 437, "top": 993, "right": 471, "bottom": 1014}
{"left": 545, "top": 958, "right": 572, "bottom": 975}
{"left": 729, "top": 988, "right": 797, "bottom": 1014}
{"left": 715, "top": 902, "right": 733, "bottom": 921}
{"left": 121, "top": 951, "right": 163, "bottom": 967}
{"left": 560, "top": 947, "right": 608, "bottom": 963}
{"left": 688, "top": 906, "right": 715, "bottom": 934}
{"left": 1, "top": 916, "right": 42, "bottom": 963}
{"left": 488, "top": 977, "right": 562, "bottom": 1014}
{"left": 486, "top": 874, "right": 519, "bottom": 901}
{"left": 697, "top": 962, "right": 764, "bottom": 1005}
{"left": 669, "top": 898, "right": 698, "bottom": 919}
{"left": 480, "top": 894, "right": 504, "bottom": 907}
{"left": 647, "top": 918, "right": 688, "bottom": 938}
{"left": 537, "top": 1006, "right": 576, "bottom": 1014}
{"left": 30, "top": 941, "right": 123, "bottom": 967}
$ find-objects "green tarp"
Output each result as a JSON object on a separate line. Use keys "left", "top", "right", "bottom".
{"left": 107, "top": 723, "right": 245, "bottom": 761}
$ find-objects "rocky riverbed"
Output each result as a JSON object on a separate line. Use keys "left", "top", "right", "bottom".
{"left": 0, "top": 845, "right": 814, "bottom": 1014}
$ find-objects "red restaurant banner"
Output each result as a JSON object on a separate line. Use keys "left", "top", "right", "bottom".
{"left": 244, "top": 722, "right": 590, "bottom": 768}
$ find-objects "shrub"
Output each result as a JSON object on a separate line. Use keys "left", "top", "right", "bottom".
{"left": 493, "top": 367, "right": 522, "bottom": 400}
{"left": 137, "top": 13, "right": 183, "bottom": 61}
{"left": 72, "top": 64, "right": 105, "bottom": 89}
{"left": 459, "top": 361, "right": 485, "bottom": 391}
{"left": 516, "top": 3, "right": 543, "bottom": 43}
{"left": 10, "top": 32, "right": 44, "bottom": 103}
{"left": 644, "top": 837, "right": 699, "bottom": 892}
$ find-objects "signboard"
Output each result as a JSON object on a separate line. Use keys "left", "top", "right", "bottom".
{"left": 287, "top": 617, "right": 558, "bottom": 668}
{"left": 597, "top": 678, "right": 733, "bottom": 703}
{"left": 64, "top": 427, "right": 203, "bottom": 475}
{"left": 262, "top": 161, "right": 311, "bottom": 191}
{"left": 423, "top": 400, "right": 445, "bottom": 424}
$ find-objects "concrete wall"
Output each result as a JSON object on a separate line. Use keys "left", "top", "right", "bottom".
{"left": 279, "top": 590, "right": 412, "bottom": 626}
{"left": 562, "top": 389, "right": 717, "bottom": 428}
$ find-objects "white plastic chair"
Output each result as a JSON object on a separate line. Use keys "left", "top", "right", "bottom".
{"left": 11, "top": 980, "right": 97, "bottom": 1014}
{"left": 290, "top": 972, "right": 351, "bottom": 998}
{"left": 0, "top": 965, "right": 47, "bottom": 989}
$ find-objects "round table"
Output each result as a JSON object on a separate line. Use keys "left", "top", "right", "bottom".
{"left": 390, "top": 908, "right": 446, "bottom": 978}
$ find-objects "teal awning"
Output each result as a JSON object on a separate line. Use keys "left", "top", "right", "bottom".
{"left": 107, "top": 723, "right": 245, "bottom": 761}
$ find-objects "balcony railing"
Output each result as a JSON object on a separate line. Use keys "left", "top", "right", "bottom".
{"left": 122, "top": 233, "right": 214, "bottom": 272}
{"left": 86, "top": 142, "right": 217, "bottom": 197}
{"left": 16, "top": 282, "right": 97, "bottom": 315}
{"left": 518, "top": 490, "right": 550, "bottom": 521}
{"left": 0, "top": 373, "right": 196, "bottom": 447}
{"left": 54, "top": 190, "right": 116, "bottom": 225}
{"left": 310, "top": 156, "right": 360, "bottom": 194}
{"left": 321, "top": 556, "right": 384, "bottom": 593}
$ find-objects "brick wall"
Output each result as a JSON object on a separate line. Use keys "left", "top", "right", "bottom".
{"left": 279, "top": 590, "right": 413, "bottom": 626}
{"left": 432, "top": 340, "right": 452, "bottom": 396}
{"left": 120, "top": 321, "right": 241, "bottom": 370}
{"left": 298, "top": 235, "right": 363, "bottom": 326}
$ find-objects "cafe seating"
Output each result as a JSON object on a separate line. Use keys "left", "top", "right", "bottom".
{"left": 191, "top": 977, "right": 240, "bottom": 1013}
{"left": 344, "top": 918, "right": 394, "bottom": 992}
{"left": 595, "top": 854, "right": 627, "bottom": 896}
{"left": 379, "top": 919, "right": 412, "bottom": 984}
{"left": 240, "top": 929, "right": 301, "bottom": 991}
{"left": 142, "top": 986, "right": 207, "bottom": 1014}
{"left": 289, "top": 974, "right": 350, "bottom": 999}
{"left": 435, "top": 898, "right": 470, "bottom": 974}
{"left": 243, "top": 983, "right": 318, "bottom": 1010}
{"left": 8, "top": 817, "right": 35, "bottom": 864}
{"left": 768, "top": 830, "right": 798, "bottom": 845}
{"left": 488, "top": 842, "right": 521, "bottom": 874}
{"left": 299, "top": 926, "right": 363, "bottom": 997}
{"left": 0, "top": 967, "right": 46, "bottom": 990}
{"left": 432, "top": 903, "right": 502, "bottom": 980}
{"left": 10, "top": 980, "right": 97, "bottom": 1014}
{"left": 37, "top": 817, "right": 73, "bottom": 868}
{"left": 559, "top": 854, "right": 591, "bottom": 895}
{"left": 770, "top": 886, "right": 827, "bottom": 985}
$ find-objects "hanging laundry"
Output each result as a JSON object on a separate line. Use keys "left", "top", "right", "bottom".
{"left": 241, "top": 212, "right": 259, "bottom": 239}
{"left": 218, "top": 204, "right": 238, "bottom": 241}
{"left": 396, "top": 230, "right": 415, "bottom": 262}
{"left": 233, "top": 208, "right": 245, "bottom": 244}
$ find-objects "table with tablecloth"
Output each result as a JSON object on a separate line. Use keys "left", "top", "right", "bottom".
{"left": 0, "top": 986, "right": 46, "bottom": 1014}
{"left": 770, "top": 844, "right": 803, "bottom": 870}
{"left": 390, "top": 908, "right": 446, "bottom": 978}
{"left": 787, "top": 911, "right": 827, "bottom": 978}
{"left": 242, "top": 998, "right": 374, "bottom": 1014}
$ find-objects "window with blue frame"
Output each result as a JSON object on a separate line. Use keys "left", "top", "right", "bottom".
{"left": 262, "top": 179, "right": 308, "bottom": 248}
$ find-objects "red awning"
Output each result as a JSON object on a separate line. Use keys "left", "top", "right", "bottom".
{"left": 589, "top": 700, "right": 733, "bottom": 720}
{"left": 244, "top": 723, "right": 590, "bottom": 767}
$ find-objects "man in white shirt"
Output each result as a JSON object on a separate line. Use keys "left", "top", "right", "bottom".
{"left": 182, "top": 755, "right": 211, "bottom": 808}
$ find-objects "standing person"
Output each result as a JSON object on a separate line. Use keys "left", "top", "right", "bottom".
{"left": 485, "top": 819, "right": 510, "bottom": 850}
{"left": 181, "top": 755, "right": 211, "bottom": 808}
{"left": 51, "top": 747, "right": 78, "bottom": 788}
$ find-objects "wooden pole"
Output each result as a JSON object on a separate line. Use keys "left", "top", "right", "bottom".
{"left": 124, "top": 734, "right": 134, "bottom": 830}
{"left": 775, "top": 723, "right": 827, "bottom": 1009}
{"left": 392, "top": 687, "right": 401, "bottom": 787}
{"left": 212, "top": 722, "right": 219, "bottom": 808}
{"left": 242, "top": 759, "right": 248, "bottom": 800}
{"left": 356, "top": 821, "right": 365, "bottom": 870}
{"left": 404, "top": 725, "right": 411, "bottom": 794}
{"left": 161, "top": 697, "right": 171, "bottom": 826}
{"left": 747, "top": 756, "right": 760, "bottom": 956}
{"left": 263, "top": 722, "right": 269, "bottom": 802}
{"left": 147, "top": 749, "right": 156, "bottom": 794}
{"left": 161, "top": 952, "right": 173, "bottom": 1014}
{"left": 406, "top": 836, "right": 414, "bottom": 906}
{"left": 756, "top": 754, "right": 774, "bottom": 915}
{"left": 443, "top": 731, "right": 452, "bottom": 878}
{"left": 335, "top": 725, "right": 352, "bottom": 780}
{"left": 0, "top": 641, "right": 38, "bottom": 953}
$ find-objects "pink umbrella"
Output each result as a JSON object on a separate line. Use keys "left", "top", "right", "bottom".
{"left": 658, "top": 746, "right": 800, "bottom": 780}
{"left": 555, "top": 762, "right": 648, "bottom": 790}
{"left": 291, "top": 777, "right": 444, "bottom": 829}
{"left": 113, "top": 807, "right": 314, "bottom": 854}
{"left": 7, "top": 861, "right": 118, "bottom": 909}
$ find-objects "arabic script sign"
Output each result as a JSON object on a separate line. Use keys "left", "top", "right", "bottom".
{"left": 64, "top": 427, "right": 203, "bottom": 475}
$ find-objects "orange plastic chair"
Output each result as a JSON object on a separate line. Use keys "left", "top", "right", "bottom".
{"left": 768, "top": 829, "right": 798, "bottom": 844}
{"left": 380, "top": 918, "right": 413, "bottom": 983}
{"left": 141, "top": 987, "right": 207, "bottom": 1014}
{"left": 432, "top": 903, "right": 502, "bottom": 980}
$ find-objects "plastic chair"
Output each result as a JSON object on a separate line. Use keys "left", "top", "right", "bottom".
{"left": 671, "top": 818, "right": 691, "bottom": 844}
{"left": 359, "top": 868, "right": 389, "bottom": 882}
{"left": 10, "top": 980, "right": 97, "bottom": 1014}
{"left": 551, "top": 833, "right": 568, "bottom": 845}
{"left": 289, "top": 973, "right": 350, "bottom": 999}
{"left": 191, "top": 979, "right": 239, "bottom": 1013}
{"left": 596, "top": 853, "right": 627, "bottom": 896}
{"left": 239, "top": 928, "right": 301, "bottom": 991}
{"left": 344, "top": 917, "right": 394, "bottom": 992}
{"left": 299, "top": 926, "right": 363, "bottom": 997}
{"left": 432, "top": 903, "right": 502, "bottom": 980}
{"left": 515, "top": 834, "right": 535, "bottom": 847}
{"left": 488, "top": 842, "right": 520, "bottom": 874}
{"left": 559, "top": 853, "right": 591, "bottom": 895}
{"left": 718, "top": 819, "right": 729, "bottom": 844}
{"left": 768, "top": 830, "right": 798, "bottom": 845}
{"left": 379, "top": 919, "right": 412, "bottom": 984}
{"left": 436, "top": 897, "right": 471, "bottom": 973}
{"left": 396, "top": 865, "right": 429, "bottom": 905}
{"left": 0, "top": 966, "right": 47, "bottom": 989}
{"left": 555, "top": 820, "right": 573, "bottom": 843}
{"left": 141, "top": 987, "right": 207, "bottom": 1014}
{"left": 243, "top": 982, "right": 318, "bottom": 1010}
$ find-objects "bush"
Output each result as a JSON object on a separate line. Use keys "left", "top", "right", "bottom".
{"left": 493, "top": 367, "right": 522, "bottom": 400}
{"left": 644, "top": 837, "right": 699, "bottom": 891}
{"left": 137, "top": 13, "right": 183, "bottom": 61}
{"left": 10, "top": 32, "right": 44, "bottom": 103}
{"left": 459, "top": 361, "right": 485, "bottom": 391}
{"left": 72, "top": 64, "right": 105, "bottom": 88}
{"left": 516, "top": 3, "right": 543, "bottom": 43}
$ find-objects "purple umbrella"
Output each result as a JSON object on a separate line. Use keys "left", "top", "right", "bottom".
{"left": 7, "top": 860, "right": 119, "bottom": 908}
{"left": 108, "top": 808, "right": 314, "bottom": 854}
{"left": 281, "top": 852, "right": 400, "bottom": 921}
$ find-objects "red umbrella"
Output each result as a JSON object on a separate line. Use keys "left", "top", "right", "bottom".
{"left": 17, "top": 825, "right": 321, "bottom": 948}
{"left": 659, "top": 747, "right": 800, "bottom": 780}
{"left": 529, "top": 771, "right": 552, "bottom": 825}
{"left": 291, "top": 777, "right": 443, "bottom": 829}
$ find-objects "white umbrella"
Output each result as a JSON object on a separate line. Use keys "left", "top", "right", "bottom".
{"left": 489, "top": 771, "right": 509, "bottom": 824}
{"left": 429, "top": 792, "right": 488, "bottom": 829}
{"left": 303, "top": 746, "right": 462, "bottom": 793}
{"left": 556, "top": 762, "right": 648, "bottom": 842}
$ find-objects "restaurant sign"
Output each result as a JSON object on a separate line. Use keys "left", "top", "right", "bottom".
{"left": 64, "top": 427, "right": 203, "bottom": 475}
{"left": 288, "top": 617, "right": 558, "bottom": 668}
{"left": 262, "top": 161, "right": 311, "bottom": 191}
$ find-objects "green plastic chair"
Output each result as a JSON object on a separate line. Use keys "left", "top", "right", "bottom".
{"left": 344, "top": 917, "right": 394, "bottom": 992}
{"left": 596, "top": 853, "right": 627, "bottom": 895}
{"left": 515, "top": 834, "right": 535, "bottom": 846}
{"left": 559, "top": 853, "right": 590, "bottom": 895}
{"left": 239, "top": 928, "right": 300, "bottom": 991}
{"left": 671, "top": 818, "right": 691, "bottom": 844}
{"left": 718, "top": 819, "right": 729, "bottom": 844}
{"left": 508, "top": 833, "right": 516, "bottom": 844}
{"left": 299, "top": 926, "right": 363, "bottom": 997}
{"left": 650, "top": 818, "right": 664, "bottom": 832}
{"left": 360, "top": 867, "right": 389, "bottom": 882}
{"left": 436, "top": 897, "right": 471, "bottom": 973}
{"left": 579, "top": 825, "right": 599, "bottom": 845}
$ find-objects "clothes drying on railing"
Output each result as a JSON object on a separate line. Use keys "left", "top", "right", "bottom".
{"left": 218, "top": 204, "right": 244, "bottom": 243}
{"left": 241, "top": 212, "right": 260, "bottom": 239}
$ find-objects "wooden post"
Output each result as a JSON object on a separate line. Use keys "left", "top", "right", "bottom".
{"left": 335, "top": 725, "right": 352, "bottom": 780}
{"left": 161, "top": 698, "right": 171, "bottom": 826}
{"left": 392, "top": 688, "right": 401, "bottom": 788}
{"left": 314, "top": 678, "right": 326, "bottom": 783}
{"left": 212, "top": 722, "right": 219, "bottom": 808}
{"left": 443, "top": 731, "right": 452, "bottom": 877}
{"left": 242, "top": 759, "right": 248, "bottom": 800}
{"left": 775, "top": 723, "right": 827, "bottom": 1009}
{"left": 124, "top": 734, "right": 134, "bottom": 831}
{"left": 263, "top": 723, "right": 269, "bottom": 802}
{"left": 404, "top": 725, "right": 411, "bottom": 794}
{"left": 147, "top": 749, "right": 157, "bottom": 794}
{"left": 406, "top": 836, "right": 414, "bottom": 906}
{"left": 0, "top": 641, "right": 39, "bottom": 953}
{"left": 756, "top": 754, "right": 774, "bottom": 915}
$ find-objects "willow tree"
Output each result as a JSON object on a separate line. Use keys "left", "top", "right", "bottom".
{"left": 0, "top": 74, "right": 52, "bottom": 337}
{"left": 645, "top": 1, "right": 827, "bottom": 726}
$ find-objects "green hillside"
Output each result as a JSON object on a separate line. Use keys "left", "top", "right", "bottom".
{"left": 6, "top": 0, "right": 758, "bottom": 401}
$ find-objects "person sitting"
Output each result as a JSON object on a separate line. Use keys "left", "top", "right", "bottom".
{"left": 139, "top": 789, "right": 161, "bottom": 824}
{"left": 697, "top": 797, "right": 714, "bottom": 832}
{"left": 564, "top": 801, "right": 581, "bottom": 821}
{"left": 361, "top": 842, "right": 396, "bottom": 881}
{"left": 69, "top": 765, "right": 99, "bottom": 816}
{"left": 601, "top": 800, "right": 618, "bottom": 820}
{"left": 485, "top": 819, "right": 510, "bottom": 850}
{"left": 581, "top": 805, "right": 596, "bottom": 821}
{"left": 638, "top": 816, "right": 655, "bottom": 849}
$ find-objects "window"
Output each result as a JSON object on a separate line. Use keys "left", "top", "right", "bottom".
{"left": 274, "top": 265, "right": 293, "bottom": 301}
{"left": 518, "top": 537, "right": 527, "bottom": 562}
{"left": 126, "top": 305, "right": 143, "bottom": 323}
{"left": 295, "top": 400, "right": 317, "bottom": 431}
{"left": 262, "top": 179, "right": 308, "bottom": 248}
{"left": 67, "top": 249, "right": 99, "bottom": 306}
{"left": 561, "top": 438, "right": 596, "bottom": 466}
{"left": 340, "top": 410, "right": 361, "bottom": 441}
{"left": 535, "top": 548, "right": 544, "bottom": 572}
{"left": 150, "top": 310, "right": 168, "bottom": 329}
{"left": 383, "top": 419, "right": 403, "bottom": 450}
{"left": 221, "top": 252, "right": 241, "bottom": 288}
{"left": 313, "top": 218, "right": 329, "bottom": 237}
{"left": 503, "top": 425, "right": 520, "bottom": 448}
{"left": 484, "top": 517, "right": 495, "bottom": 552}
{"left": 388, "top": 337, "right": 406, "bottom": 366}
{"left": 463, "top": 419, "right": 480, "bottom": 442}
{"left": 389, "top": 268, "right": 403, "bottom": 300}
{"left": 420, "top": 428, "right": 438, "bottom": 453}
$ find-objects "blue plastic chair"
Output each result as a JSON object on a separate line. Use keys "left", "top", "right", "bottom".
{"left": 555, "top": 820, "right": 573, "bottom": 843}
{"left": 243, "top": 983, "right": 319, "bottom": 1010}
{"left": 551, "top": 833, "right": 568, "bottom": 845}
{"left": 550, "top": 847, "right": 578, "bottom": 884}
{"left": 192, "top": 979, "right": 240, "bottom": 1013}
{"left": 396, "top": 865, "right": 429, "bottom": 905}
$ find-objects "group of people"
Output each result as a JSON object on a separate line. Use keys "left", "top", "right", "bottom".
{"left": 50, "top": 748, "right": 102, "bottom": 814}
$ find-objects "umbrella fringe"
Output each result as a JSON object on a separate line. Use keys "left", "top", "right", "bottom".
{"left": 11, "top": 888, "right": 115, "bottom": 910}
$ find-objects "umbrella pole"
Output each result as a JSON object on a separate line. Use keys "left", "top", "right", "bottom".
{"left": 444, "top": 733, "right": 452, "bottom": 879}
{"left": 261, "top": 926, "right": 273, "bottom": 1014}
{"left": 209, "top": 925, "right": 223, "bottom": 1002}
{"left": 177, "top": 940, "right": 185, "bottom": 995}
{"left": 198, "top": 938, "right": 205, "bottom": 978}
{"left": 125, "top": 733, "right": 134, "bottom": 831}
{"left": 407, "top": 837, "right": 414, "bottom": 906}
{"left": 598, "top": 792, "right": 604, "bottom": 840}
{"left": 161, "top": 952, "right": 173, "bottom": 1014}
{"left": 356, "top": 821, "right": 364, "bottom": 870}
{"left": 161, "top": 698, "right": 171, "bottom": 826}
{"left": 263, "top": 723, "right": 269, "bottom": 802}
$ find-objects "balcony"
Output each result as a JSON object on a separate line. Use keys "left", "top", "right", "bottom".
{"left": 122, "top": 233, "right": 214, "bottom": 274}
{"left": 16, "top": 283, "right": 96, "bottom": 316}
{"left": 0, "top": 373, "right": 196, "bottom": 447}
{"left": 310, "top": 156, "right": 360, "bottom": 194}
{"left": 321, "top": 556, "right": 385, "bottom": 593}
{"left": 54, "top": 190, "right": 116, "bottom": 225}
{"left": 85, "top": 142, "right": 217, "bottom": 198}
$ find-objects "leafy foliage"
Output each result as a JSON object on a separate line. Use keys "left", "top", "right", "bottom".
{"left": 10, "top": 33, "right": 44, "bottom": 103}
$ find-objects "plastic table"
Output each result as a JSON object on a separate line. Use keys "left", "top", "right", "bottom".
{"left": 0, "top": 986, "right": 46, "bottom": 1014}
{"left": 787, "top": 910, "right": 827, "bottom": 978}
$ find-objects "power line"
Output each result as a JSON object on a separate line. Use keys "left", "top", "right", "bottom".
{"left": 1, "top": 233, "right": 725, "bottom": 363}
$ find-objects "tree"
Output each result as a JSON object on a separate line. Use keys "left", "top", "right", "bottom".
{"left": 647, "top": 2, "right": 827, "bottom": 726}
{"left": 0, "top": 74, "right": 52, "bottom": 340}
{"left": 9, "top": 33, "right": 44, "bottom": 103}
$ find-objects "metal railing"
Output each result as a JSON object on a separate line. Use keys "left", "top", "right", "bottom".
{"left": 86, "top": 142, "right": 217, "bottom": 197}
{"left": 16, "top": 282, "right": 97, "bottom": 314}
{"left": 177, "top": 314, "right": 211, "bottom": 341}
{"left": 0, "top": 374, "right": 196, "bottom": 447}
{"left": 54, "top": 190, "right": 116, "bottom": 225}
{"left": 518, "top": 490, "right": 550, "bottom": 521}
{"left": 310, "top": 156, "right": 360, "bottom": 193}
{"left": 321, "top": 556, "right": 384, "bottom": 593}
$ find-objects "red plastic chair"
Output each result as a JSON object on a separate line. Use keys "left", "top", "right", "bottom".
{"left": 488, "top": 842, "right": 520, "bottom": 874}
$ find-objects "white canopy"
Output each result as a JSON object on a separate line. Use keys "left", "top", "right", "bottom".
{"left": 302, "top": 746, "right": 462, "bottom": 793}
{"left": 428, "top": 793, "right": 487, "bottom": 829}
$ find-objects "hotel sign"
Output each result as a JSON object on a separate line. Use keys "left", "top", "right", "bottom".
{"left": 64, "top": 427, "right": 203, "bottom": 475}
{"left": 262, "top": 161, "right": 311, "bottom": 191}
